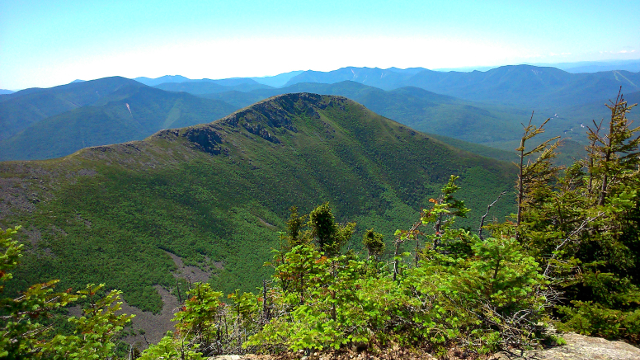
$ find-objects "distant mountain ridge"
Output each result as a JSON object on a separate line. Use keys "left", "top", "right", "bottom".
{"left": 134, "top": 75, "right": 191, "bottom": 87}
{"left": 202, "top": 80, "right": 542, "bottom": 146}
{"left": 284, "top": 66, "right": 427, "bottom": 90}
{"left": 154, "top": 79, "right": 272, "bottom": 94}
{"left": 435, "top": 59, "right": 640, "bottom": 74}
{"left": 284, "top": 65, "right": 640, "bottom": 110}
{"left": 0, "top": 77, "right": 145, "bottom": 141}
{"left": 250, "top": 70, "right": 305, "bottom": 87}
{"left": 135, "top": 71, "right": 305, "bottom": 88}
{"left": 555, "top": 59, "right": 640, "bottom": 73}
{"left": 4, "top": 64, "right": 638, "bottom": 163}
{"left": 111, "top": 64, "right": 640, "bottom": 113}
{"left": 0, "top": 75, "right": 532, "bottom": 162}
{"left": 0, "top": 85, "right": 238, "bottom": 161}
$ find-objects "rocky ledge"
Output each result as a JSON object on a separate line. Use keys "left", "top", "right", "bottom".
{"left": 209, "top": 333, "right": 640, "bottom": 360}
{"left": 492, "top": 332, "right": 640, "bottom": 360}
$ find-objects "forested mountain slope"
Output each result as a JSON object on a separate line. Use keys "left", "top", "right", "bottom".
{"left": 0, "top": 77, "right": 144, "bottom": 140}
{"left": 0, "top": 86, "right": 238, "bottom": 161}
{"left": 0, "top": 93, "right": 516, "bottom": 317}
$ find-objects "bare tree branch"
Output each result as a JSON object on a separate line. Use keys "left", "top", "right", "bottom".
{"left": 478, "top": 191, "right": 506, "bottom": 240}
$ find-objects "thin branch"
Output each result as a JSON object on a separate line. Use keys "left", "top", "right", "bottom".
{"left": 543, "top": 213, "right": 603, "bottom": 277}
{"left": 478, "top": 191, "right": 506, "bottom": 240}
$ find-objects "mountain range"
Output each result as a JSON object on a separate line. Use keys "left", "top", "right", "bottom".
{"left": 148, "top": 65, "right": 639, "bottom": 130}
{"left": 132, "top": 64, "right": 640, "bottom": 112}
{"left": 280, "top": 65, "right": 640, "bottom": 111}
{"left": 0, "top": 75, "right": 526, "bottom": 161}
{"left": 203, "top": 81, "right": 533, "bottom": 146}
{"left": 134, "top": 70, "right": 304, "bottom": 88}
{"left": 3, "top": 64, "right": 638, "bottom": 163}
{"left": 154, "top": 79, "right": 271, "bottom": 94}
{"left": 3, "top": 61, "right": 639, "bottom": 340}
{"left": 0, "top": 94, "right": 516, "bottom": 339}
{"left": 555, "top": 59, "right": 640, "bottom": 73}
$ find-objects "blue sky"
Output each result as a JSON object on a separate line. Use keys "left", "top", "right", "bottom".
{"left": 1, "top": 0, "right": 639, "bottom": 89}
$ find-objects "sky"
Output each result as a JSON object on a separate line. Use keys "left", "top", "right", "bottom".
{"left": 1, "top": 0, "right": 639, "bottom": 90}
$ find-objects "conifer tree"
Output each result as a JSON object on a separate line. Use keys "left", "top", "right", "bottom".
{"left": 513, "top": 91, "right": 640, "bottom": 340}
{"left": 362, "top": 229, "right": 385, "bottom": 260}
{"left": 308, "top": 202, "right": 355, "bottom": 256}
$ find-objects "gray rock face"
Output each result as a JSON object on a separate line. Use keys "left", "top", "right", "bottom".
{"left": 492, "top": 333, "right": 640, "bottom": 360}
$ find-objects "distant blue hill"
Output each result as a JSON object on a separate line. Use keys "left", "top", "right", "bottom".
{"left": 0, "top": 85, "right": 238, "bottom": 161}
{"left": 154, "top": 80, "right": 272, "bottom": 94}
{"left": 135, "top": 75, "right": 273, "bottom": 94}
{"left": 436, "top": 59, "right": 640, "bottom": 74}
{"left": 134, "top": 75, "right": 191, "bottom": 86}
{"left": 0, "top": 89, "right": 14, "bottom": 95}
{"left": 284, "top": 67, "right": 426, "bottom": 90}
{"left": 136, "top": 72, "right": 304, "bottom": 89}
{"left": 251, "top": 70, "right": 304, "bottom": 87}
{"left": 548, "top": 59, "right": 640, "bottom": 73}
{"left": 284, "top": 65, "right": 640, "bottom": 110}
{"left": 0, "top": 76, "right": 144, "bottom": 141}
{"left": 135, "top": 75, "right": 265, "bottom": 88}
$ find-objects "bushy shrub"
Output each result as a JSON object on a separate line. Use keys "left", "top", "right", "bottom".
{"left": 238, "top": 191, "right": 551, "bottom": 355}
{"left": 0, "top": 226, "right": 133, "bottom": 359}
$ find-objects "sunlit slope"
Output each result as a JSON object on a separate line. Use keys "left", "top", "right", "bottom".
{"left": 0, "top": 93, "right": 516, "bottom": 313}
{"left": 204, "top": 81, "right": 533, "bottom": 147}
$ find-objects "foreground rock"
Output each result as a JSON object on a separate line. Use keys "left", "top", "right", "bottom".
{"left": 209, "top": 333, "right": 640, "bottom": 360}
{"left": 492, "top": 333, "right": 640, "bottom": 360}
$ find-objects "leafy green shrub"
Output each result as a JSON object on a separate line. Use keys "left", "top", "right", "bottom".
{"left": 138, "top": 332, "right": 206, "bottom": 360}
{"left": 167, "top": 282, "right": 264, "bottom": 356}
{"left": 405, "top": 236, "right": 549, "bottom": 354}
{"left": 0, "top": 226, "right": 133, "bottom": 359}
{"left": 240, "top": 193, "right": 550, "bottom": 355}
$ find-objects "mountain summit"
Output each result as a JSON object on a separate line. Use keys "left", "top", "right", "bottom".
{"left": 0, "top": 93, "right": 515, "bottom": 337}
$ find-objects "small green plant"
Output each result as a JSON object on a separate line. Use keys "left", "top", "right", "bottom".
{"left": 138, "top": 331, "right": 206, "bottom": 360}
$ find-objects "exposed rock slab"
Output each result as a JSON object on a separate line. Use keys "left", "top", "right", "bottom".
{"left": 208, "top": 333, "right": 640, "bottom": 360}
{"left": 492, "top": 333, "right": 640, "bottom": 360}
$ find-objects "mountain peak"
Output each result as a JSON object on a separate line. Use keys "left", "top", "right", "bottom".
{"left": 156, "top": 93, "right": 353, "bottom": 155}
{"left": 1, "top": 86, "right": 516, "bottom": 334}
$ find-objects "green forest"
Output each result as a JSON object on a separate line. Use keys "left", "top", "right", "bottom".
{"left": 0, "top": 94, "right": 515, "bottom": 313}
{"left": 1, "top": 93, "right": 639, "bottom": 359}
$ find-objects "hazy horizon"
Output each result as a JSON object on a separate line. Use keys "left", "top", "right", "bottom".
{"left": 2, "top": 0, "right": 639, "bottom": 90}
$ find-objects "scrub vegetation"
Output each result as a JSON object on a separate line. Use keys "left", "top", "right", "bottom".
{"left": 1, "top": 92, "right": 638, "bottom": 359}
